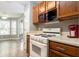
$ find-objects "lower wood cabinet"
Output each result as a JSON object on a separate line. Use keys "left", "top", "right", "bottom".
{"left": 48, "top": 40, "right": 79, "bottom": 57}
{"left": 26, "top": 35, "right": 30, "bottom": 57}
{"left": 49, "top": 49, "right": 69, "bottom": 57}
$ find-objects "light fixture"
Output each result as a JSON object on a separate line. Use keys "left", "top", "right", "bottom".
{"left": 1, "top": 16, "right": 8, "bottom": 19}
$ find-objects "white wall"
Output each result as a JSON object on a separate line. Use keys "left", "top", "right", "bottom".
{"left": 23, "top": 2, "right": 36, "bottom": 51}
{"left": 24, "top": 2, "right": 30, "bottom": 50}
{"left": 21, "top": 2, "right": 39, "bottom": 51}
{"left": 29, "top": 2, "right": 37, "bottom": 31}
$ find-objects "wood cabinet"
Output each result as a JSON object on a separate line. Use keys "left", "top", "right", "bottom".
{"left": 46, "top": 1, "right": 56, "bottom": 11}
{"left": 77, "top": 2, "right": 79, "bottom": 13}
{"left": 26, "top": 35, "right": 30, "bottom": 57}
{"left": 32, "top": 5, "right": 39, "bottom": 24}
{"left": 32, "top": 1, "right": 79, "bottom": 24}
{"left": 59, "top": 1, "right": 79, "bottom": 20}
{"left": 39, "top": 1, "right": 56, "bottom": 14}
{"left": 48, "top": 40, "right": 79, "bottom": 57}
{"left": 32, "top": 1, "right": 57, "bottom": 24}
{"left": 39, "top": 1, "right": 46, "bottom": 14}
{"left": 49, "top": 49, "right": 69, "bottom": 57}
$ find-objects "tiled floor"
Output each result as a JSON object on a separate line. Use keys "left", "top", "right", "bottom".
{"left": 0, "top": 40, "right": 27, "bottom": 57}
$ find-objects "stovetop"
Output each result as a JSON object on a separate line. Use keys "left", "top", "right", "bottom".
{"left": 34, "top": 33, "right": 57, "bottom": 38}
{"left": 31, "top": 28, "right": 61, "bottom": 44}
{"left": 31, "top": 32, "right": 61, "bottom": 44}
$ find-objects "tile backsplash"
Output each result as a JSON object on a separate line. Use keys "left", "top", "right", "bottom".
{"left": 39, "top": 18, "right": 79, "bottom": 32}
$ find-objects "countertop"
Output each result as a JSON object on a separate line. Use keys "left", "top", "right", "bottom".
{"left": 49, "top": 36, "right": 79, "bottom": 47}
{"left": 27, "top": 31, "right": 43, "bottom": 35}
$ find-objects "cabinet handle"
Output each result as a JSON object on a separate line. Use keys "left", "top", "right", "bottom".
{"left": 56, "top": 47, "right": 65, "bottom": 51}
{"left": 46, "top": 14, "right": 48, "bottom": 17}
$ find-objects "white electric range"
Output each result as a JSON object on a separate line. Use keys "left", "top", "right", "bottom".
{"left": 30, "top": 28, "right": 61, "bottom": 57}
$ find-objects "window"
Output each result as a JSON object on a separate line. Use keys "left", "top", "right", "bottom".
{"left": 19, "top": 20, "right": 23, "bottom": 34}
{"left": 0, "top": 19, "right": 17, "bottom": 35}
{"left": 0, "top": 20, "right": 10, "bottom": 35}
{"left": 11, "top": 20, "right": 17, "bottom": 35}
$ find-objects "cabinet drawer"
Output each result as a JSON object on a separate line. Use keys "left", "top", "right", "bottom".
{"left": 49, "top": 41, "right": 79, "bottom": 56}
{"left": 49, "top": 49, "right": 69, "bottom": 57}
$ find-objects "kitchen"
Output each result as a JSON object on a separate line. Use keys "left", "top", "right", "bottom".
{"left": 26, "top": 1, "right": 79, "bottom": 57}
{"left": 0, "top": 1, "right": 78, "bottom": 57}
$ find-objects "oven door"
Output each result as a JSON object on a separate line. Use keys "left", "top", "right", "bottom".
{"left": 30, "top": 40, "right": 47, "bottom": 57}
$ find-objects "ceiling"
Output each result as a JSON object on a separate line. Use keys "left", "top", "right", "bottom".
{"left": 0, "top": 1, "right": 42, "bottom": 18}
{"left": 0, "top": 1, "right": 27, "bottom": 18}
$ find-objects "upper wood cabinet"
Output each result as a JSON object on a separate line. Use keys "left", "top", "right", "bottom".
{"left": 32, "top": 1, "right": 79, "bottom": 24}
{"left": 32, "top": 5, "right": 39, "bottom": 24}
{"left": 59, "top": 1, "right": 79, "bottom": 19}
{"left": 39, "top": 2, "right": 46, "bottom": 14}
{"left": 46, "top": 1, "right": 56, "bottom": 11}
{"left": 77, "top": 2, "right": 79, "bottom": 13}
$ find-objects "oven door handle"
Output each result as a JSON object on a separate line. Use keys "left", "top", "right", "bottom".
{"left": 31, "top": 40, "right": 47, "bottom": 48}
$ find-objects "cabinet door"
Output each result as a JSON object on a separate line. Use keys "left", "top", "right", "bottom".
{"left": 27, "top": 35, "right": 30, "bottom": 56}
{"left": 49, "top": 41, "right": 79, "bottom": 56}
{"left": 46, "top": 1, "right": 56, "bottom": 11}
{"left": 49, "top": 49, "right": 69, "bottom": 57}
{"left": 39, "top": 2, "right": 46, "bottom": 14}
{"left": 77, "top": 2, "right": 79, "bottom": 13}
{"left": 32, "top": 6, "right": 39, "bottom": 24}
{"left": 59, "top": 1, "right": 78, "bottom": 18}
